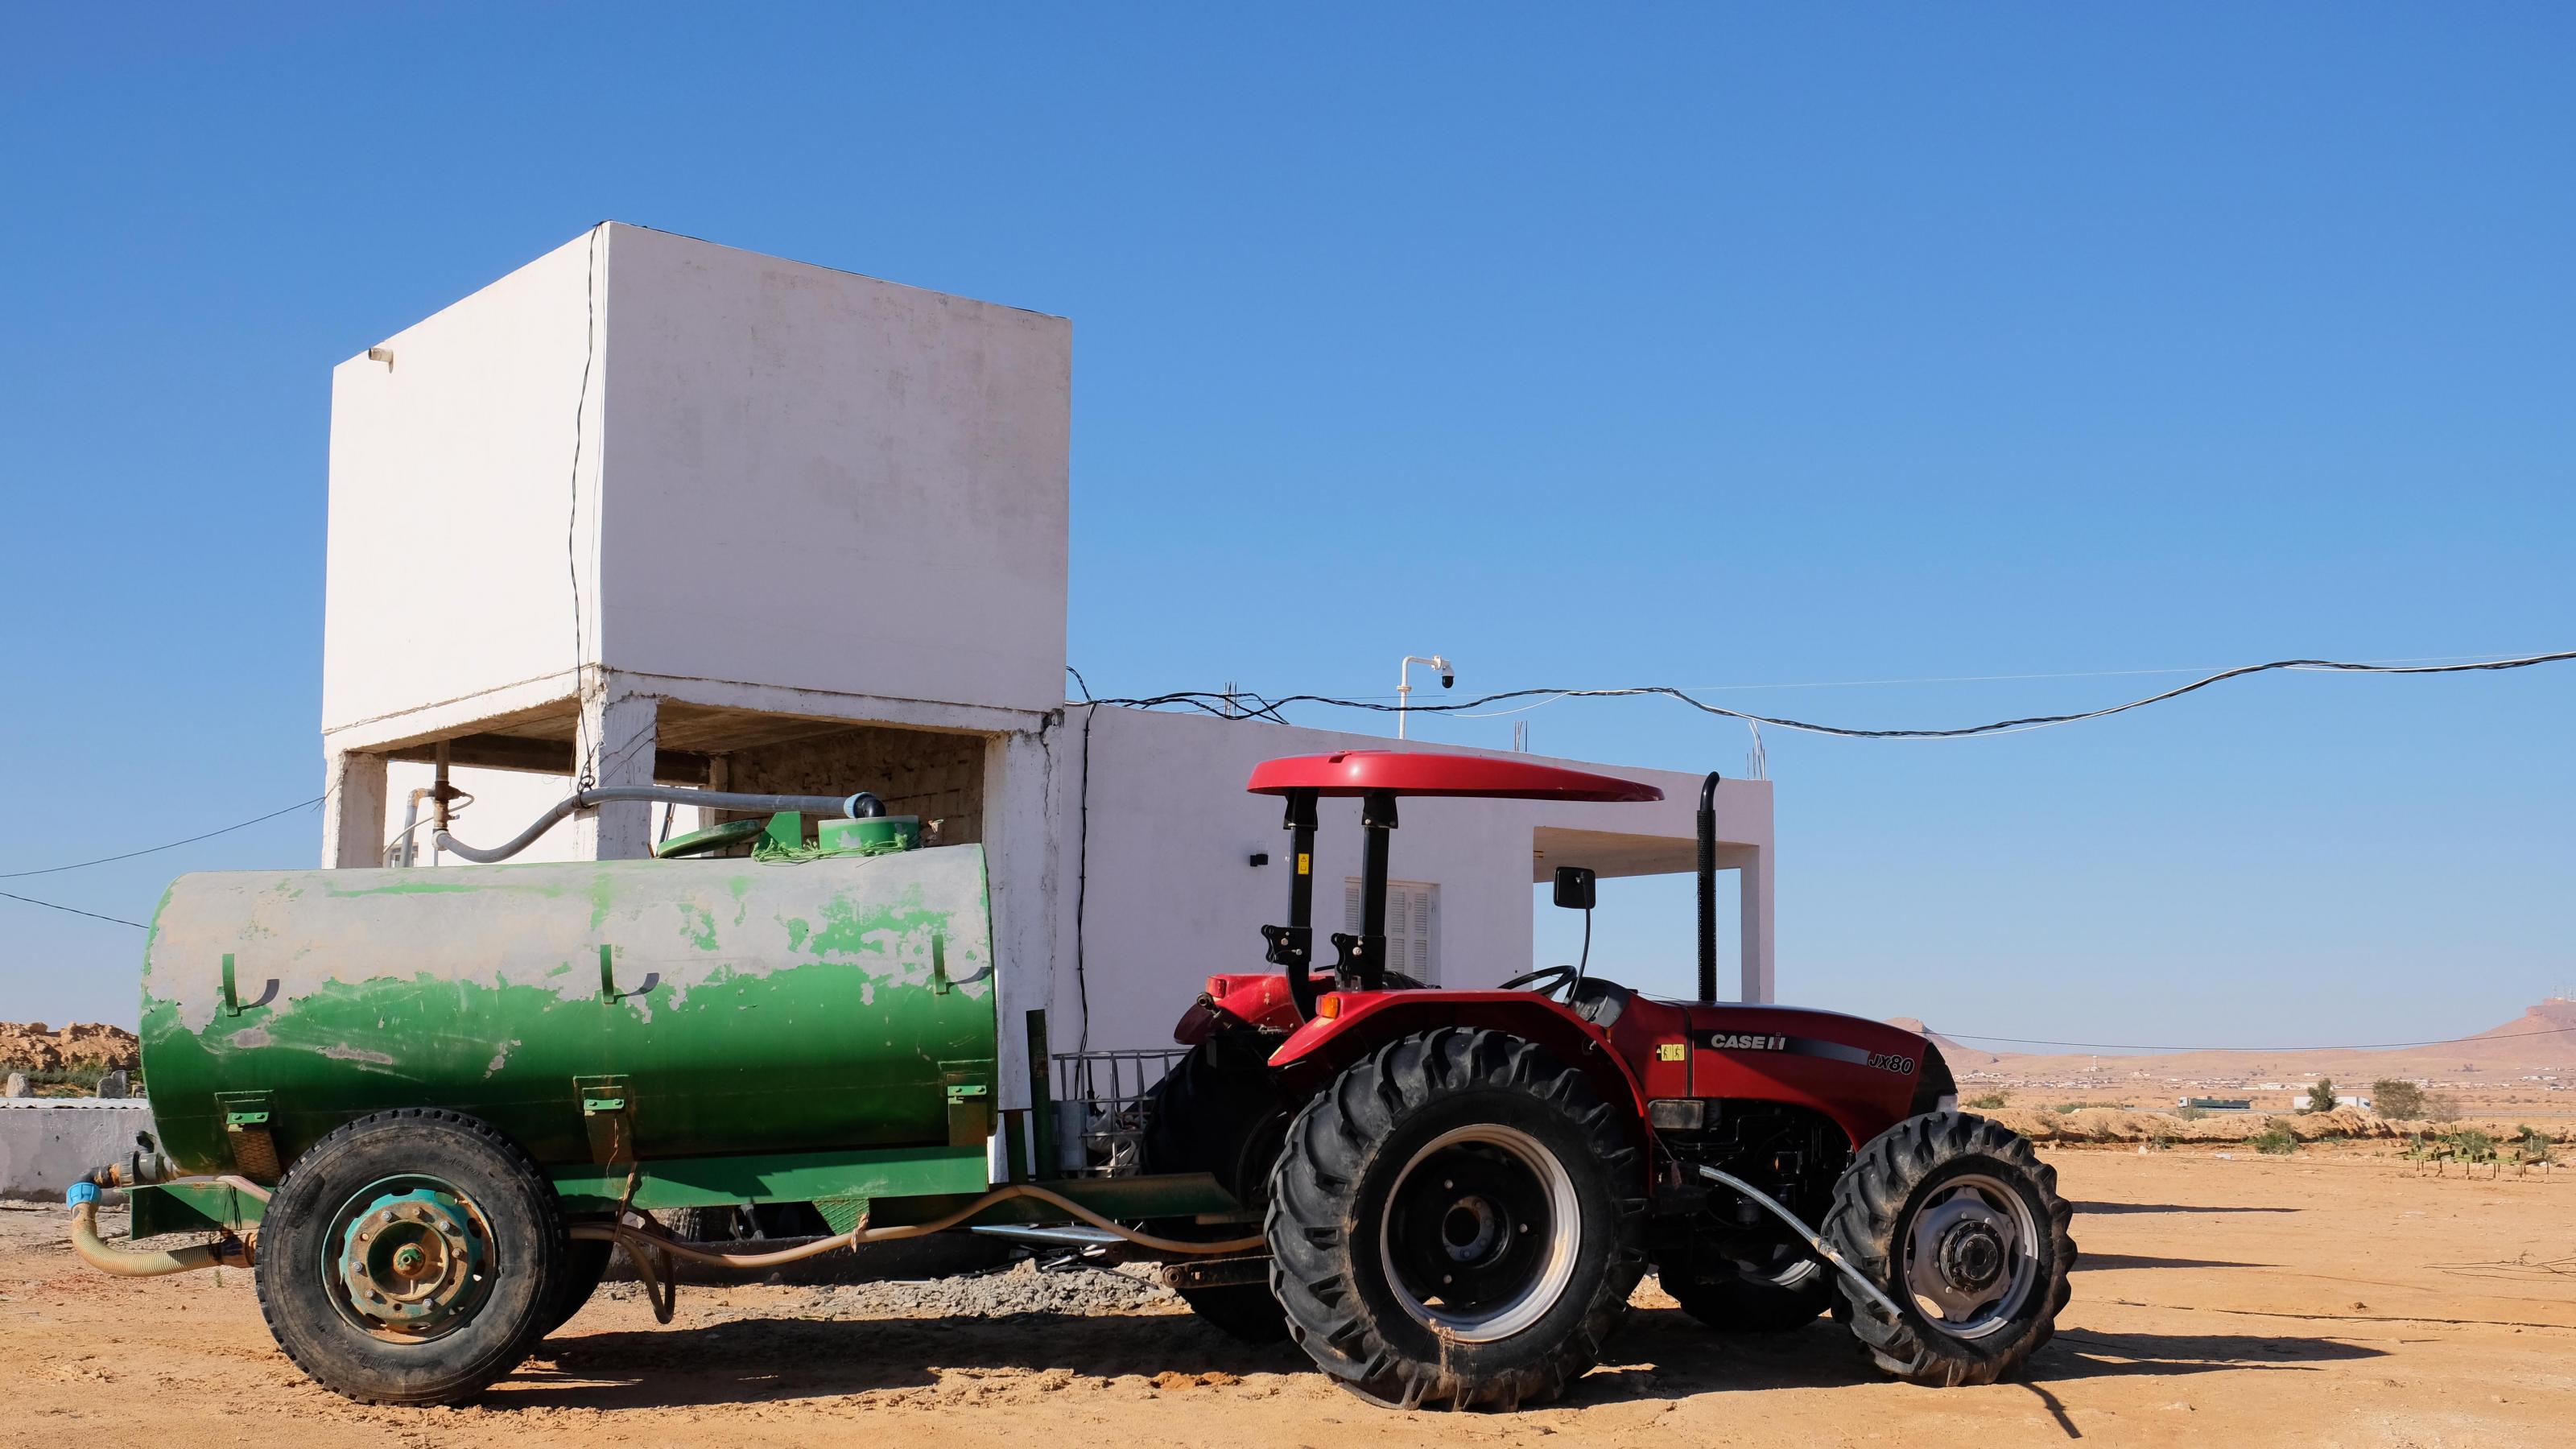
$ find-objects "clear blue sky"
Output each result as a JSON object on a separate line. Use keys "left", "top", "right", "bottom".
{"left": 3, "top": 5, "right": 2569, "bottom": 1044}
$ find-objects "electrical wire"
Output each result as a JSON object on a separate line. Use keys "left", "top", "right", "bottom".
{"left": 567, "top": 221, "right": 604, "bottom": 790}
{"left": 1245, "top": 652, "right": 2551, "bottom": 703}
{"left": 1083, "top": 649, "right": 2576, "bottom": 741}
{"left": 0, "top": 796, "right": 324, "bottom": 878}
{"left": 1066, "top": 665, "right": 1096, "bottom": 1055}
{"left": 0, "top": 890, "right": 147, "bottom": 930}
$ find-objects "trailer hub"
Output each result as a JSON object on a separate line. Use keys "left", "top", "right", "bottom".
{"left": 335, "top": 1186, "right": 488, "bottom": 1335}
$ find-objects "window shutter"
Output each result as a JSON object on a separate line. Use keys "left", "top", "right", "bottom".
{"left": 1346, "top": 877, "right": 1439, "bottom": 985}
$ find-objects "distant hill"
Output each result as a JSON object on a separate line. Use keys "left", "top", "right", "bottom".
{"left": 1904, "top": 1000, "right": 2576, "bottom": 1084}
{"left": 0, "top": 1022, "right": 140, "bottom": 1072}
{"left": 1885, "top": 1017, "right": 2012, "bottom": 1068}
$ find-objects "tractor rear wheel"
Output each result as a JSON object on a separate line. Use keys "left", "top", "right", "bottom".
{"left": 254, "top": 1108, "right": 568, "bottom": 1404}
{"left": 1822, "top": 1111, "right": 2075, "bottom": 1386}
{"left": 1268, "top": 1028, "right": 1645, "bottom": 1410}
{"left": 1140, "top": 1037, "right": 1294, "bottom": 1342}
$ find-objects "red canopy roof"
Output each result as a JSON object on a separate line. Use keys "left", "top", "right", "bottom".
{"left": 1245, "top": 749, "right": 1664, "bottom": 803}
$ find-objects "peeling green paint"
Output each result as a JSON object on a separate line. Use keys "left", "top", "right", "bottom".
{"left": 138, "top": 847, "right": 998, "bottom": 1183}
{"left": 680, "top": 904, "right": 720, "bottom": 952}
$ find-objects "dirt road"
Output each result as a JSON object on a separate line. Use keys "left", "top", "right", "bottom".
{"left": 4, "top": 1150, "right": 2570, "bottom": 1447}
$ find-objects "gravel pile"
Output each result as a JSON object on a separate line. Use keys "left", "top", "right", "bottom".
{"left": 786, "top": 1255, "right": 1179, "bottom": 1319}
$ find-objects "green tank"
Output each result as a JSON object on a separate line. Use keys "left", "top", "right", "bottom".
{"left": 137, "top": 844, "right": 998, "bottom": 1179}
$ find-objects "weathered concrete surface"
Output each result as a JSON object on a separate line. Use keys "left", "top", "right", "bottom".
{"left": 0, "top": 1099, "right": 155, "bottom": 1198}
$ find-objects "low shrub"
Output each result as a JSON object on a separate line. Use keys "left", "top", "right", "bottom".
{"left": 1964, "top": 1092, "right": 2008, "bottom": 1110}
{"left": 2249, "top": 1120, "right": 2300, "bottom": 1155}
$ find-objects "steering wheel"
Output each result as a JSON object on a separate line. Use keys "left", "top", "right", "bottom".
{"left": 1498, "top": 964, "right": 1580, "bottom": 999}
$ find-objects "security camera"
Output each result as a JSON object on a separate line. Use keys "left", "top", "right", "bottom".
{"left": 1435, "top": 655, "right": 1455, "bottom": 689}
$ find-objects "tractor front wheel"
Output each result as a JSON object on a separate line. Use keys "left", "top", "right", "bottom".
{"left": 1822, "top": 1111, "right": 2075, "bottom": 1386}
{"left": 1267, "top": 1028, "right": 1645, "bottom": 1410}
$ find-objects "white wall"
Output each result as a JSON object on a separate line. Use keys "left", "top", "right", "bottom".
{"left": 323, "top": 232, "right": 598, "bottom": 735}
{"left": 1050, "top": 707, "right": 1773, "bottom": 1054}
{"left": 322, "top": 223, "right": 1070, "bottom": 749}
{"left": 597, "top": 226, "right": 1070, "bottom": 715}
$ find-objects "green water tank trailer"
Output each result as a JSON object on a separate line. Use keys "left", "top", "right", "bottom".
{"left": 137, "top": 844, "right": 999, "bottom": 1179}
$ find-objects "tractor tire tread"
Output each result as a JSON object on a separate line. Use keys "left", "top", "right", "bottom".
{"left": 1820, "top": 1111, "right": 2075, "bottom": 1387}
{"left": 1266, "top": 1026, "right": 1645, "bottom": 1410}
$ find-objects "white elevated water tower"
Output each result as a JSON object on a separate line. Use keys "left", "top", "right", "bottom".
{"left": 320, "top": 223, "right": 1071, "bottom": 873}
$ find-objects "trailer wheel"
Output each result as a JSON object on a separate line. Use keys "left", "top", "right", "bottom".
{"left": 1140, "top": 1038, "right": 1293, "bottom": 1342}
{"left": 543, "top": 1240, "right": 613, "bottom": 1336}
{"left": 1661, "top": 1246, "right": 1834, "bottom": 1332}
{"left": 1268, "top": 1027, "right": 1645, "bottom": 1410}
{"left": 1822, "top": 1111, "right": 2075, "bottom": 1387}
{"left": 254, "top": 1108, "right": 568, "bottom": 1405}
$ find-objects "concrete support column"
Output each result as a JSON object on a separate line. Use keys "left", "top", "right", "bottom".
{"left": 570, "top": 682, "right": 658, "bottom": 861}
{"left": 984, "top": 723, "right": 1059, "bottom": 1127}
{"left": 320, "top": 749, "right": 388, "bottom": 868}
{"left": 690, "top": 755, "right": 731, "bottom": 838}
{"left": 1738, "top": 844, "right": 1776, "bottom": 1004}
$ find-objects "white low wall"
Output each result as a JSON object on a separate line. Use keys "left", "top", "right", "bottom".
{"left": 0, "top": 1100, "right": 155, "bottom": 1199}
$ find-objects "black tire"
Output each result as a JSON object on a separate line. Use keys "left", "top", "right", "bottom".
{"left": 1267, "top": 1027, "right": 1646, "bottom": 1410}
{"left": 1141, "top": 1037, "right": 1294, "bottom": 1343}
{"left": 1822, "top": 1111, "right": 2075, "bottom": 1387}
{"left": 1144, "top": 1035, "right": 1296, "bottom": 1210}
{"left": 662, "top": 1206, "right": 744, "bottom": 1241}
{"left": 542, "top": 1239, "right": 613, "bottom": 1337}
{"left": 254, "top": 1108, "right": 568, "bottom": 1405}
{"left": 1175, "top": 1282, "right": 1292, "bottom": 1343}
{"left": 1662, "top": 1249, "right": 1834, "bottom": 1332}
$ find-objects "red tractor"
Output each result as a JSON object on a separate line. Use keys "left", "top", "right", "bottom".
{"left": 1141, "top": 749, "right": 2075, "bottom": 1409}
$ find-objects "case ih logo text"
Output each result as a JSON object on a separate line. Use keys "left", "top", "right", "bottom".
{"left": 1700, "top": 1032, "right": 1789, "bottom": 1051}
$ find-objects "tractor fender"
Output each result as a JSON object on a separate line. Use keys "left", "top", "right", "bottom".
{"left": 1265, "top": 992, "right": 1651, "bottom": 1168}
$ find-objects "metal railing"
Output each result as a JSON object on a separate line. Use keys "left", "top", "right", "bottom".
{"left": 1049, "top": 1048, "right": 1188, "bottom": 1176}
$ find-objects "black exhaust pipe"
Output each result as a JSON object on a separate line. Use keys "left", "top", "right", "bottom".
{"left": 1696, "top": 770, "right": 1720, "bottom": 1003}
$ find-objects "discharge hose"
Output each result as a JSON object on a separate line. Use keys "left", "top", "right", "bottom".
{"left": 436, "top": 786, "right": 885, "bottom": 863}
{"left": 65, "top": 1181, "right": 255, "bottom": 1277}
{"left": 571, "top": 1182, "right": 1266, "bottom": 1269}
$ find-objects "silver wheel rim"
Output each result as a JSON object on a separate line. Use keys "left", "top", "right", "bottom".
{"left": 1377, "top": 1123, "right": 1581, "bottom": 1344}
{"left": 1901, "top": 1170, "right": 2037, "bottom": 1339}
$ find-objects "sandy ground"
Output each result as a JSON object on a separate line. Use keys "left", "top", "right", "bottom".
{"left": 2, "top": 1150, "right": 2570, "bottom": 1448}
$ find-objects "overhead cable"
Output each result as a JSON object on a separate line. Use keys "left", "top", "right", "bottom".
{"left": 1083, "top": 649, "right": 2576, "bottom": 741}
{"left": 0, "top": 797, "right": 325, "bottom": 880}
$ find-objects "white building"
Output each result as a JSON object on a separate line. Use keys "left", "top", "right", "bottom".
{"left": 317, "top": 225, "right": 1776, "bottom": 1097}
